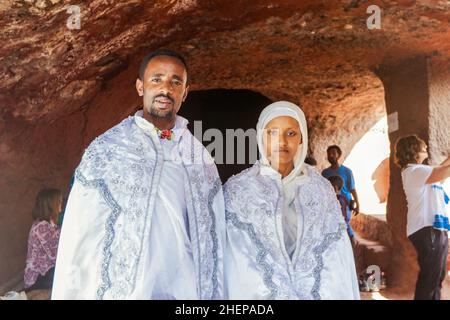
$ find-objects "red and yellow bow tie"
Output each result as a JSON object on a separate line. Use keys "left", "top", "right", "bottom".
{"left": 156, "top": 128, "right": 174, "bottom": 140}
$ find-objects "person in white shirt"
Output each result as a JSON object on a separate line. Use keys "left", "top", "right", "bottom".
{"left": 395, "top": 134, "right": 450, "bottom": 300}
{"left": 223, "top": 101, "right": 359, "bottom": 300}
{"left": 52, "top": 49, "right": 225, "bottom": 300}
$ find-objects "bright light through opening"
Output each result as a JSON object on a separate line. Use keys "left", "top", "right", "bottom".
{"left": 344, "top": 116, "right": 390, "bottom": 216}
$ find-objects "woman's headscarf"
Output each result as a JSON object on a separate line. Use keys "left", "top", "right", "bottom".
{"left": 256, "top": 101, "right": 309, "bottom": 198}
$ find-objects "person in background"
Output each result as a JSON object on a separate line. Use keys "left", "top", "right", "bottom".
{"left": 24, "top": 188, "right": 62, "bottom": 292}
{"left": 322, "top": 145, "right": 360, "bottom": 216}
{"left": 328, "top": 175, "right": 356, "bottom": 246}
{"left": 395, "top": 134, "right": 450, "bottom": 300}
{"left": 304, "top": 156, "right": 317, "bottom": 167}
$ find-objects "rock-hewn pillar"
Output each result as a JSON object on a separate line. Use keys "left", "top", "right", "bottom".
{"left": 376, "top": 56, "right": 450, "bottom": 293}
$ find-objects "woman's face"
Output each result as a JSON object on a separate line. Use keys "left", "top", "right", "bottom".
{"left": 417, "top": 144, "right": 428, "bottom": 164}
{"left": 263, "top": 116, "right": 302, "bottom": 169}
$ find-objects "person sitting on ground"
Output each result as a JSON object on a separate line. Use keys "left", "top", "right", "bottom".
{"left": 24, "top": 188, "right": 62, "bottom": 292}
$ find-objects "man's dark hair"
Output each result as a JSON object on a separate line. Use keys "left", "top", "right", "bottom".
{"left": 138, "top": 49, "right": 189, "bottom": 82}
{"left": 328, "top": 175, "right": 344, "bottom": 191}
{"left": 327, "top": 145, "right": 342, "bottom": 156}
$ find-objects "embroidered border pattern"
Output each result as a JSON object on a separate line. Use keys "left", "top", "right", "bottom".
{"left": 310, "top": 225, "right": 344, "bottom": 300}
{"left": 74, "top": 169, "right": 121, "bottom": 300}
{"left": 225, "top": 208, "right": 278, "bottom": 299}
{"left": 207, "top": 178, "right": 222, "bottom": 299}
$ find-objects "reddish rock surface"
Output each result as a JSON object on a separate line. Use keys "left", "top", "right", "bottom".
{"left": 0, "top": 0, "right": 449, "bottom": 293}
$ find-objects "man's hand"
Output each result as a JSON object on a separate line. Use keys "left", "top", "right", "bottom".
{"left": 350, "top": 189, "right": 360, "bottom": 216}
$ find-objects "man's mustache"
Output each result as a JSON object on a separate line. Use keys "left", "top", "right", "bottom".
{"left": 153, "top": 94, "right": 174, "bottom": 104}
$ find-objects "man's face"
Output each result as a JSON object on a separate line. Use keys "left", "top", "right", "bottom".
{"left": 327, "top": 148, "right": 340, "bottom": 165}
{"left": 136, "top": 55, "right": 189, "bottom": 121}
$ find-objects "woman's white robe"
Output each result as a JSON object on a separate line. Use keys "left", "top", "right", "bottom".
{"left": 224, "top": 163, "right": 360, "bottom": 300}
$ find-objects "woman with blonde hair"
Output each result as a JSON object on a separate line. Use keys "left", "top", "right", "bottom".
{"left": 24, "top": 188, "right": 62, "bottom": 291}
{"left": 394, "top": 134, "right": 450, "bottom": 300}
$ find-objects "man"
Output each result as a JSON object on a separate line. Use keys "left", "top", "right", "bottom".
{"left": 52, "top": 49, "right": 225, "bottom": 300}
{"left": 322, "top": 145, "right": 360, "bottom": 216}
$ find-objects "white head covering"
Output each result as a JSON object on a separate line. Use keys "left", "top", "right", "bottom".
{"left": 256, "top": 101, "right": 308, "bottom": 187}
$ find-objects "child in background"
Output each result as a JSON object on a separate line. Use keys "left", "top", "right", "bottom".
{"left": 328, "top": 175, "right": 356, "bottom": 246}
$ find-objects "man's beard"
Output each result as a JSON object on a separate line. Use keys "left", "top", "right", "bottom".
{"left": 144, "top": 93, "right": 176, "bottom": 120}
{"left": 149, "top": 103, "right": 175, "bottom": 120}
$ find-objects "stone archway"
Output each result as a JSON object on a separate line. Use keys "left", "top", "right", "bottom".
{"left": 180, "top": 89, "right": 272, "bottom": 182}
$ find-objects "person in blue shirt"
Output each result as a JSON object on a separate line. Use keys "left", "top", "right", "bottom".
{"left": 322, "top": 145, "right": 360, "bottom": 216}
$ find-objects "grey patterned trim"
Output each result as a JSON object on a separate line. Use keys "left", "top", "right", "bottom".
{"left": 191, "top": 135, "right": 195, "bottom": 161}
{"left": 75, "top": 135, "right": 159, "bottom": 300}
{"left": 207, "top": 178, "right": 222, "bottom": 299}
{"left": 181, "top": 167, "right": 202, "bottom": 297}
{"left": 226, "top": 209, "right": 278, "bottom": 299}
{"left": 74, "top": 169, "right": 122, "bottom": 300}
{"left": 310, "top": 226, "right": 344, "bottom": 300}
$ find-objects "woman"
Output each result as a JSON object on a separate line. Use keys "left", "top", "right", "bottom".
{"left": 224, "top": 101, "right": 359, "bottom": 299}
{"left": 394, "top": 135, "right": 450, "bottom": 300}
{"left": 24, "top": 188, "right": 62, "bottom": 292}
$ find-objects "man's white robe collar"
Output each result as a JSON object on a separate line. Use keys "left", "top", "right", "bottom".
{"left": 133, "top": 109, "right": 189, "bottom": 143}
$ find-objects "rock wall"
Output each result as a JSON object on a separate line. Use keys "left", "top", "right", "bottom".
{"left": 1, "top": 0, "right": 449, "bottom": 290}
